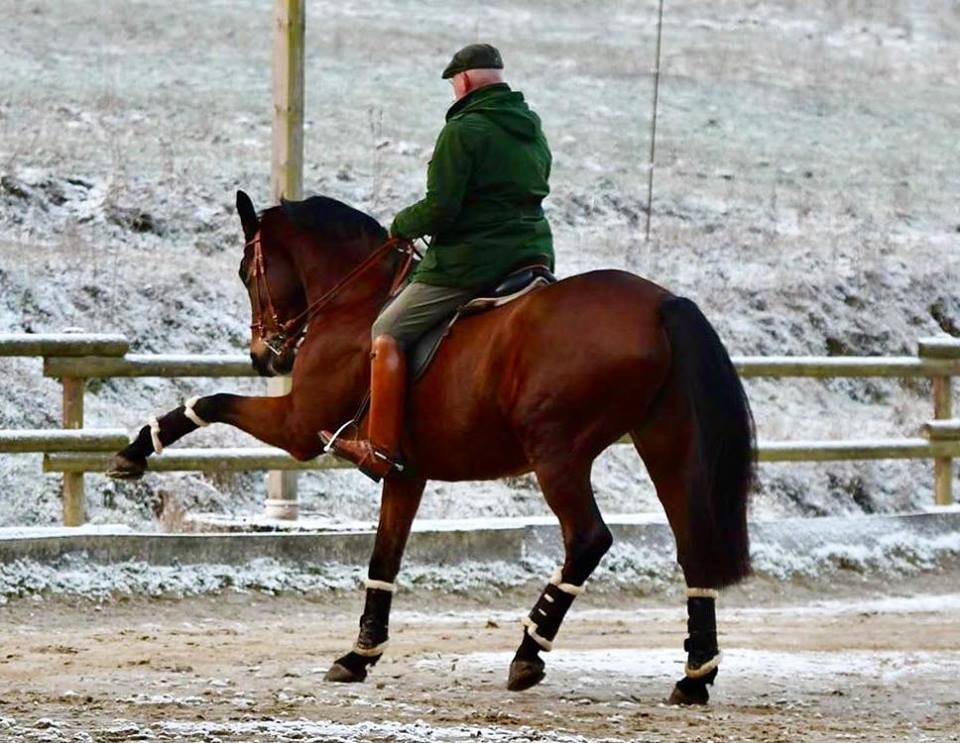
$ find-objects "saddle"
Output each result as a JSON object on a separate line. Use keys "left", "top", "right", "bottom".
{"left": 410, "top": 262, "right": 556, "bottom": 379}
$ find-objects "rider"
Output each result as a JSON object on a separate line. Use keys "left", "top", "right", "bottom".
{"left": 321, "top": 43, "right": 554, "bottom": 481}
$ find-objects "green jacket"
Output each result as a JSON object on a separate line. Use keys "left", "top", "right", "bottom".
{"left": 390, "top": 83, "right": 554, "bottom": 289}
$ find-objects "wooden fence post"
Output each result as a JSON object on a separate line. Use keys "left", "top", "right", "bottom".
{"left": 933, "top": 376, "right": 953, "bottom": 505}
{"left": 919, "top": 337, "right": 958, "bottom": 506}
{"left": 265, "top": 0, "right": 305, "bottom": 520}
{"left": 62, "top": 376, "right": 87, "bottom": 526}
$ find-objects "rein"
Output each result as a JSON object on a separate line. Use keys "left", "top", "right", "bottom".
{"left": 246, "top": 232, "right": 417, "bottom": 357}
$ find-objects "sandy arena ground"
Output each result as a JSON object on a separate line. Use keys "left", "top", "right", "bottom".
{"left": 1, "top": 581, "right": 958, "bottom": 742}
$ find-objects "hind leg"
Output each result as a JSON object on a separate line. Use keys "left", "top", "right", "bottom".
{"left": 507, "top": 458, "right": 613, "bottom": 691}
{"left": 632, "top": 430, "right": 722, "bottom": 705}
{"left": 669, "top": 587, "right": 721, "bottom": 705}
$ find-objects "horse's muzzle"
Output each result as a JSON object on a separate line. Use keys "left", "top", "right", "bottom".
{"left": 250, "top": 351, "right": 274, "bottom": 377}
{"left": 250, "top": 347, "right": 295, "bottom": 377}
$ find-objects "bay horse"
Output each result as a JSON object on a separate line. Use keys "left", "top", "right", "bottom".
{"left": 109, "top": 190, "right": 755, "bottom": 704}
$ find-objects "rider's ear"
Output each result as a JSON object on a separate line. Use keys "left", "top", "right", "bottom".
{"left": 236, "top": 190, "right": 258, "bottom": 242}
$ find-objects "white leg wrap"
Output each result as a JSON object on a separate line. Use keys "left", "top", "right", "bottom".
{"left": 183, "top": 396, "right": 209, "bottom": 427}
{"left": 687, "top": 587, "right": 720, "bottom": 599}
{"left": 549, "top": 567, "right": 586, "bottom": 596}
{"left": 521, "top": 616, "right": 553, "bottom": 651}
{"left": 148, "top": 416, "right": 163, "bottom": 454}
{"left": 364, "top": 578, "right": 397, "bottom": 593}
{"left": 352, "top": 641, "right": 389, "bottom": 657}
{"left": 686, "top": 650, "right": 723, "bottom": 679}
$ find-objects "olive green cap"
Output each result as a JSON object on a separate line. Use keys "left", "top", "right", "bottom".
{"left": 441, "top": 43, "right": 504, "bottom": 79}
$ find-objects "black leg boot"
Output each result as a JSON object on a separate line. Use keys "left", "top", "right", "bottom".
{"left": 669, "top": 587, "right": 721, "bottom": 705}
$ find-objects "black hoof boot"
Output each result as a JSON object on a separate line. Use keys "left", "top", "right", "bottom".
{"left": 106, "top": 453, "right": 147, "bottom": 480}
{"left": 507, "top": 656, "right": 546, "bottom": 692}
{"left": 324, "top": 651, "right": 379, "bottom": 683}
{"left": 667, "top": 668, "right": 717, "bottom": 705}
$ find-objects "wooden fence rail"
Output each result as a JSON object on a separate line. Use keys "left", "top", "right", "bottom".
{"left": 31, "top": 440, "right": 960, "bottom": 471}
{"left": 44, "top": 448, "right": 352, "bottom": 473}
{"left": 38, "top": 354, "right": 960, "bottom": 380}
{"left": 1, "top": 333, "right": 958, "bottom": 525}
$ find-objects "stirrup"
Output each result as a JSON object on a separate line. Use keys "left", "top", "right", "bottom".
{"left": 321, "top": 418, "right": 356, "bottom": 453}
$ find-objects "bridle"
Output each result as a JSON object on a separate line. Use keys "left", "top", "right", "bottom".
{"left": 245, "top": 231, "right": 418, "bottom": 358}
{"left": 246, "top": 231, "right": 418, "bottom": 358}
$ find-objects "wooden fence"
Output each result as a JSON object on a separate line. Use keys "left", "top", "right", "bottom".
{"left": 1, "top": 333, "right": 958, "bottom": 526}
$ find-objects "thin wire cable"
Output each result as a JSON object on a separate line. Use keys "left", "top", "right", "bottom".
{"left": 644, "top": 0, "right": 665, "bottom": 242}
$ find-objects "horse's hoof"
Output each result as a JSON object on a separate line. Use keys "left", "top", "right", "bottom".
{"left": 106, "top": 454, "right": 147, "bottom": 480}
{"left": 668, "top": 676, "right": 710, "bottom": 705}
{"left": 507, "top": 657, "right": 545, "bottom": 692}
{"left": 324, "top": 662, "right": 367, "bottom": 683}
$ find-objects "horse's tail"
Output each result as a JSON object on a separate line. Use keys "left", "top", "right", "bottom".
{"left": 658, "top": 296, "right": 755, "bottom": 588}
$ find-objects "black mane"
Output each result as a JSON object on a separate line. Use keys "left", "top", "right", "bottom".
{"left": 279, "top": 195, "right": 387, "bottom": 243}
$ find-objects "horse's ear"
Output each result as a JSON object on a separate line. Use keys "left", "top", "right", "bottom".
{"left": 236, "top": 190, "right": 258, "bottom": 241}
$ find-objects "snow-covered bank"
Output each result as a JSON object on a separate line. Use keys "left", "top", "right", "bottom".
{"left": 1, "top": 512, "right": 957, "bottom": 602}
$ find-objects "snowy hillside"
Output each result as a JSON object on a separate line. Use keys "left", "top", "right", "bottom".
{"left": 1, "top": 0, "right": 958, "bottom": 528}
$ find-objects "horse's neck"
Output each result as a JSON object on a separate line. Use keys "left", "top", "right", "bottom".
{"left": 288, "top": 235, "right": 390, "bottom": 426}
{"left": 289, "top": 317, "right": 372, "bottom": 430}
{"left": 292, "top": 235, "right": 393, "bottom": 313}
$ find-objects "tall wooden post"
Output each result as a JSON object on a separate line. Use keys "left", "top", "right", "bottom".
{"left": 62, "top": 377, "right": 87, "bottom": 526}
{"left": 272, "top": 0, "right": 305, "bottom": 204}
{"left": 264, "top": 0, "right": 305, "bottom": 520}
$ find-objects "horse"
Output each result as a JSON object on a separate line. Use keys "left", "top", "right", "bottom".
{"left": 108, "top": 190, "right": 755, "bottom": 704}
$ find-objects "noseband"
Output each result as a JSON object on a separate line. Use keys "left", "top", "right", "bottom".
{"left": 245, "top": 232, "right": 417, "bottom": 358}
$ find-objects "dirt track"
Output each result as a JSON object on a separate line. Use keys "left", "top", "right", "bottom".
{"left": 1, "top": 583, "right": 958, "bottom": 742}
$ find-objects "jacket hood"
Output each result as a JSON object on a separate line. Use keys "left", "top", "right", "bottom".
{"left": 447, "top": 83, "right": 541, "bottom": 140}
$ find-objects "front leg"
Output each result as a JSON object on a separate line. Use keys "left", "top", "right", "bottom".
{"left": 108, "top": 393, "right": 321, "bottom": 479}
{"left": 325, "top": 474, "right": 426, "bottom": 683}
{"left": 507, "top": 461, "right": 613, "bottom": 692}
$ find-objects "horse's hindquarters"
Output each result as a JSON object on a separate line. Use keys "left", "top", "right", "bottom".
{"left": 403, "top": 270, "right": 671, "bottom": 480}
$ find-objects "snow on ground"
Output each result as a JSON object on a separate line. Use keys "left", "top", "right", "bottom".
{"left": 0, "top": 524, "right": 133, "bottom": 539}
{"left": 407, "top": 593, "right": 960, "bottom": 625}
{"left": 1, "top": 0, "right": 959, "bottom": 530}
{"left": 420, "top": 646, "right": 960, "bottom": 690}
{"left": 0, "top": 716, "right": 628, "bottom": 742}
